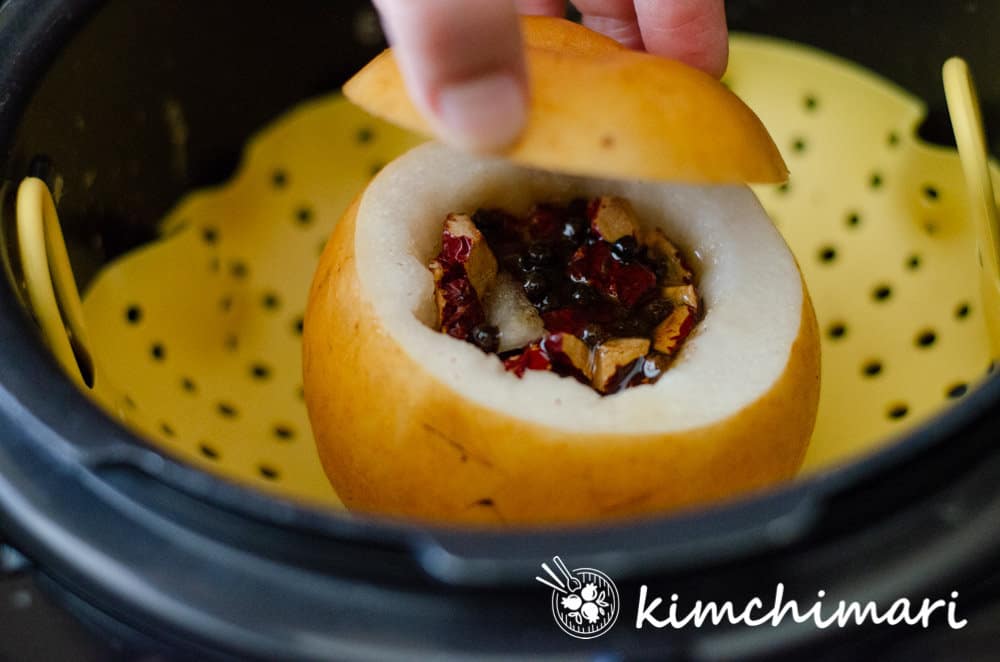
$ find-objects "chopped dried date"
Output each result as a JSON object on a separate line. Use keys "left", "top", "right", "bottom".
{"left": 592, "top": 338, "right": 651, "bottom": 393}
{"left": 652, "top": 305, "right": 697, "bottom": 355}
{"left": 662, "top": 284, "right": 700, "bottom": 314}
{"left": 588, "top": 196, "right": 639, "bottom": 243}
{"left": 568, "top": 242, "right": 657, "bottom": 307}
{"left": 430, "top": 214, "right": 497, "bottom": 339}
{"left": 567, "top": 242, "right": 607, "bottom": 284}
{"left": 643, "top": 228, "right": 694, "bottom": 285}
{"left": 542, "top": 301, "right": 616, "bottom": 336}
{"left": 605, "top": 358, "right": 648, "bottom": 394}
{"left": 439, "top": 233, "right": 473, "bottom": 267}
{"left": 542, "top": 307, "right": 589, "bottom": 336}
{"left": 542, "top": 333, "right": 593, "bottom": 381}
{"left": 436, "top": 275, "right": 486, "bottom": 340}
{"left": 503, "top": 343, "right": 551, "bottom": 377}
{"left": 439, "top": 214, "right": 498, "bottom": 298}
{"left": 613, "top": 263, "right": 658, "bottom": 308}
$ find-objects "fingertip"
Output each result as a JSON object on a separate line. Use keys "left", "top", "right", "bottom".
{"left": 581, "top": 15, "right": 645, "bottom": 50}
{"left": 685, "top": 30, "right": 729, "bottom": 79}
{"left": 635, "top": 0, "right": 730, "bottom": 78}
{"left": 436, "top": 72, "right": 528, "bottom": 152}
{"left": 516, "top": 0, "right": 567, "bottom": 16}
{"left": 373, "top": 0, "right": 529, "bottom": 151}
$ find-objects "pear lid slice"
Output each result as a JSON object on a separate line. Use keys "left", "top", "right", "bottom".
{"left": 344, "top": 17, "right": 787, "bottom": 184}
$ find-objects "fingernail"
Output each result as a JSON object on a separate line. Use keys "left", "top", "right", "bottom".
{"left": 436, "top": 72, "right": 526, "bottom": 152}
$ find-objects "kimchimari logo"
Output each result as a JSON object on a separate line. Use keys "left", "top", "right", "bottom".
{"left": 636, "top": 584, "right": 968, "bottom": 631}
{"left": 536, "top": 556, "right": 620, "bottom": 639}
{"left": 538, "top": 557, "right": 968, "bottom": 639}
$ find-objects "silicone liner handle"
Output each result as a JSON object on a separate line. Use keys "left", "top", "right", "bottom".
{"left": 16, "top": 177, "right": 94, "bottom": 388}
{"left": 943, "top": 57, "right": 1000, "bottom": 356}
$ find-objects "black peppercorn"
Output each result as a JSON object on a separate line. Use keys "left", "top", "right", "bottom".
{"left": 472, "top": 209, "right": 507, "bottom": 239}
{"left": 641, "top": 299, "right": 674, "bottom": 325}
{"left": 610, "top": 317, "right": 643, "bottom": 337}
{"left": 502, "top": 254, "right": 535, "bottom": 277}
{"left": 536, "top": 293, "right": 561, "bottom": 313}
{"left": 569, "top": 283, "right": 599, "bottom": 307}
{"left": 470, "top": 324, "right": 500, "bottom": 353}
{"left": 581, "top": 323, "right": 607, "bottom": 346}
{"left": 567, "top": 197, "right": 589, "bottom": 218}
{"left": 560, "top": 216, "right": 587, "bottom": 245}
{"left": 647, "top": 258, "right": 669, "bottom": 280}
{"left": 526, "top": 242, "right": 554, "bottom": 267}
{"left": 522, "top": 271, "right": 550, "bottom": 303}
{"left": 611, "top": 235, "right": 639, "bottom": 261}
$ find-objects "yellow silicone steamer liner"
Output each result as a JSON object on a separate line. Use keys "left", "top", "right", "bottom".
{"left": 13, "top": 35, "right": 1000, "bottom": 509}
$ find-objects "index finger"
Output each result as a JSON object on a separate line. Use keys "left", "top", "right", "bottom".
{"left": 516, "top": 0, "right": 567, "bottom": 15}
{"left": 634, "top": 0, "right": 728, "bottom": 77}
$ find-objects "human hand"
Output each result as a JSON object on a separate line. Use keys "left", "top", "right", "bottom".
{"left": 371, "top": 1, "right": 728, "bottom": 152}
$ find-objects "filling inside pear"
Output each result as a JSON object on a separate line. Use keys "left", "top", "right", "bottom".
{"left": 428, "top": 196, "right": 702, "bottom": 395}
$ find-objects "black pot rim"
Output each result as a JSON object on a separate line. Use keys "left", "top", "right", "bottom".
{"left": 3, "top": 0, "right": 1000, "bottom": 579}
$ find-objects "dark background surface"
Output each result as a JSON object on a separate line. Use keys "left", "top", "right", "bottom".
{"left": 0, "top": 575, "right": 112, "bottom": 662}
{"left": 1, "top": 539, "right": 111, "bottom": 661}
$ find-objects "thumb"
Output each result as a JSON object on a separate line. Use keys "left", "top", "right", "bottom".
{"left": 373, "top": 0, "right": 528, "bottom": 152}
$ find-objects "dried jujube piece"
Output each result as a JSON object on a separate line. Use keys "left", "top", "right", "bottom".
{"left": 653, "top": 306, "right": 697, "bottom": 356}
{"left": 439, "top": 214, "right": 498, "bottom": 296}
{"left": 433, "top": 275, "right": 486, "bottom": 340}
{"left": 503, "top": 342, "right": 551, "bottom": 377}
{"left": 643, "top": 228, "right": 694, "bottom": 284}
{"left": 663, "top": 284, "right": 699, "bottom": 311}
{"left": 652, "top": 284, "right": 700, "bottom": 355}
{"left": 588, "top": 196, "right": 638, "bottom": 243}
{"left": 567, "top": 242, "right": 658, "bottom": 307}
{"left": 542, "top": 333, "right": 592, "bottom": 381}
{"left": 500, "top": 332, "right": 592, "bottom": 382}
